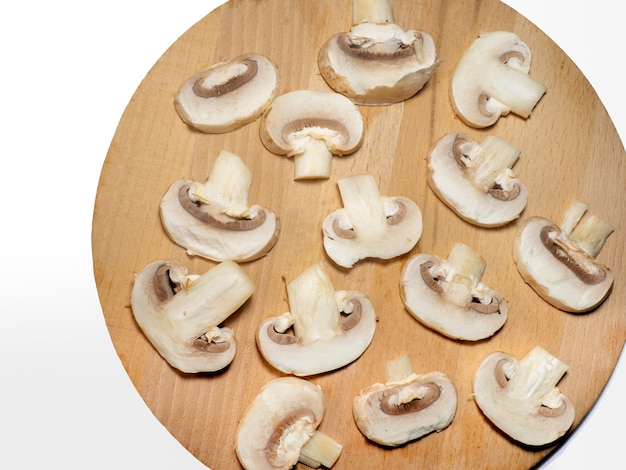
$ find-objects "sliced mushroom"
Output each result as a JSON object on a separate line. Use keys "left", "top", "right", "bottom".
{"left": 428, "top": 132, "right": 528, "bottom": 227}
{"left": 449, "top": 31, "right": 546, "bottom": 128}
{"left": 318, "top": 0, "right": 438, "bottom": 105}
{"left": 259, "top": 89, "right": 364, "bottom": 179}
{"left": 256, "top": 261, "right": 377, "bottom": 376}
{"left": 174, "top": 53, "right": 279, "bottom": 133}
{"left": 160, "top": 149, "right": 280, "bottom": 262}
{"left": 129, "top": 259, "right": 255, "bottom": 373}
{"left": 235, "top": 377, "right": 342, "bottom": 470}
{"left": 473, "top": 346, "right": 575, "bottom": 446}
{"left": 322, "top": 174, "right": 423, "bottom": 268}
{"left": 513, "top": 200, "right": 614, "bottom": 312}
{"left": 353, "top": 354, "right": 457, "bottom": 447}
{"left": 400, "top": 242, "right": 508, "bottom": 341}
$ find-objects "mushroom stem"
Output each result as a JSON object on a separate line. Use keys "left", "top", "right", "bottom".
{"left": 352, "top": 0, "right": 394, "bottom": 24}
{"left": 286, "top": 261, "right": 343, "bottom": 344}
{"left": 384, "top": 354, "right": 414, "bottom": 382}
{"left": 298, "top": 431, "right": 343, "bottom": 468}
{"left": 337, "top": 174, "right": 388, "bottom": 238}
{"left": 293, "top": 138, "right": 335, "bottom": 180}
{"left": 468, "top": 136, "right": 520, "bottom": 192}
{"left": 485, "top": 65, "right": 546, "bottom": 118}
{"left": 443, "top": 243, "right": 486, "bottom": 307}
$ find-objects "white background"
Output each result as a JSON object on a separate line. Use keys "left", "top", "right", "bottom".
{"left": 1, "top": 1, "right": 623, "bottom": 468}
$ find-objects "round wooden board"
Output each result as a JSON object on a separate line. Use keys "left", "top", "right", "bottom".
{"left": 92, "top": 0, "right": 625, "bottom": 468}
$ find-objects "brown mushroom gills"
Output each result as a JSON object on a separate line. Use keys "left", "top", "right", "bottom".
{"left": 192, "top": 58, "right": 258, "bottom": 98}
{"left": 379, "top": 381, "right": 441, "bottom": 416}
{"left": 265, "top": 409, "right": 317, "bottom": 467}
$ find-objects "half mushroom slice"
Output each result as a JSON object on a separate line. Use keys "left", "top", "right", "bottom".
{"left": 236, "top": 377, "right": 342, "bottom": 470}
{"left": 256, "top": 261, "right": 377, "bottom": 376}
{"left": 353, "top": 354, "right": 457, "bottom": 447}
{"left": 449, "top": 31, "right": 546, "bottom": 128}
{"left": 259, "top": 89, "right": 364, "bottom": 180}
{"left": 513, "top": 200, "right": 614, "bottom": 312}
{"left": 129, "top": 259, "right": 255, "bottom": 373}
{"left": 318, "top": 0, "right": 438, "bottom": 105}
{"left": 160, "top": 149, "right": 280, "bottom": 262}
{"left": 473, "top": 346, "right": 575, "bottom": 447}
{"left": 174, "top": 53, "right": 279, "bottom": 133}
{"left": 400, "top": 242, "right": 508, "bottom": 341}
{"left": 428, "top": 133, "right": 527, "bottom": 227}
{"left": 323, "top": 174, "right": 423, "bottom": 268}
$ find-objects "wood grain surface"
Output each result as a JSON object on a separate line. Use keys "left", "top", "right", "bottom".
{"left": 91, "top": 0, "right": 626, "bottom": 468}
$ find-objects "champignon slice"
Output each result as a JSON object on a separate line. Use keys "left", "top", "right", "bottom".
{"left": 428, "top": 133, "right": 528, "bottom": 227}
{"left": 129, "top": 259, "right": 255, "bottom": 373}
{"left": 160, "top": 149, "right": 280, "bottom": 262}
{"left": 473, "top": 346, "right": 575, "bottom": 446}
{"left": 353, "top": 354, "right": 457, "bottom": 447}
{"left": 449, "top": 31, "right": 546, "bottom": 128}
{"left": 400, "top": 242, "right": 508, "bottom": 341}
{"left": 318, "top": 0, "right": 438, "bottom": 105}
{"left": 259, "top": 90, "right": 364, "bottom": 180}
{"left": 513, "top": 200, "right": 614, "bottom": 312}
{"left": 256, "top": 261, "right": 377, "bottom": 376}
{"left": 174, "top": 53, "right": 279, "bottom": 133}
{"left": 322, "top": 174, "right": 422, "bottom": 268}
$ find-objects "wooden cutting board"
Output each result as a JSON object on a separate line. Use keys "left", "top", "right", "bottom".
{"left": 91, "top": 0, "right": 626, "bottom": 468}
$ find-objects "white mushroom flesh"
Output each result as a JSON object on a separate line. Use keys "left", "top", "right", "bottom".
{"left": 160, "top": 150, "right": 280, "bottom": 262}
{"left": 428, "top": 133, "right": 528, "bottom": 227}
{"left": 256, "top": 261, "right": 377, "bottom": 376}
{"left": 473, "top": 346, "right": 575, "bottom": 446}
{"left": 400, "top": 243, "right": 507, "bottom": 341}
{"left": 323, "top": 174, "right": 423, "bottom": 268}
{"left": 449, "top": 31, "right": 546, "bottom": 128}
{"left": 513, "top": 201, "right": 614, "bottom": 312}
{"left": 130, "top": 259, "right": 255, "bottom": 373}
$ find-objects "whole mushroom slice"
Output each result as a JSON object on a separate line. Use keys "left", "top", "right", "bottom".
{"left": 323, "top": 174, "right": 423, "bottom": 268}
{"left": 473, "top": 346, "right": 575, "bottom": 447}
{"left": 449, "top": 31, "right": 547, "bottom": 128}
{"left": 400, "top": 242, "right": 508, "bottom": 341}
{"left": 428, "top": 133, "right": 528, "bottom": 227}
{"left": 130, "top": 259, "right": 255, "bottom": 373}
{"left": 256, "top": 260, "right": 377, "bottom": 376}
{"left": 318, "top": 0, "right": 438, "bottom": 105}
{"left": 259, "top": 89, "right": 364, "bottom": 180}
{"left": 236, "top": 377, "right": 342, "bottom": 470}
{"left": 353, "top": 354, "right": 457, "bottom": 447}
{"left": 513, "top": 200, "right": 614, "bottom": 312}
{"left": 160, "top": 149, "right": 280, "bottom": 262}
{"left": 174, "top": 53, "right": 279, "bottom": 133}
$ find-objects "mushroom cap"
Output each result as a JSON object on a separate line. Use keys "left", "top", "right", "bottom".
{"left": 473, "top": 348, "right": 575, "bottom": 447}
{"left": 256, "top": 291, "right": 377, "bottom": 376}
{"left": 400, "top": 253, "right": 508, "bottom": 341}
{"left": 160, "top": 179, "right": 280, "bottom": 262}
{"left": 513, "top": 216, "right": 614, "bottom": 312}
{"left": 259, "top": 89, "right": 364, "bottom": 157}
{"left": 318, "top": 23, "right": 438, "bottom": 105}
{"left": 428, "top": 133, "right": 528, "bottom": 227}
{"left": 449, "top": 31, "right": 546, "bottom": 128}
{"left": 235, "top": 377, "right": 326, "bottom": 470}
{"left": 353, "top": 371, "right": 457, "bottom": 447}
{"left": 174, "top": 53, "right": 279, "bottom": 133}
{"left": 129, "top": 259, "right": 255, "bottom": 373}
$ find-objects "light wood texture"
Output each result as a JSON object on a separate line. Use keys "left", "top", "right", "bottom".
{"left": 92, "top": 0, "right": 625, "bottom": 468}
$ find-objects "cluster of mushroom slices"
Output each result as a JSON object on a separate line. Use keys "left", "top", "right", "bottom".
{"left": 449, "top": 31, "right": 546, "bottom": 128}
{"left": 260, "top": 89, "right": 364, "bottom": 180}
{"left": 256, "top": 261, "right": 376, "bottom": 376}
{"left": 513, "top": 200, "right": 614, "bottom": 313}
{"left": 160, "top": 149, "right": 280, "bottom": 262}
{"left": 174, "top": 53, "right": 279, "bottom": 133}
{"left": 322, "top": 174, "right": 423, "bottom": 268}
{"left": 129, "top": 259, "right": 254, "bottom": 373}
{"left": 318, "top": 0, "right": 438, "bottom": 105}
{"left": 353, "top": 354, "right": 457, "bottom": 447}
{"left": 236, "top": 377, "right": 342, "bottom": 470}
{"left": 428, "top": 133, "right": 527, "bottom": 227}
{"left": 473, "top": 346, "right": 575, "bottom": 447}
{"left": 400, "top": 242, "right": 507, "bottom": 341}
